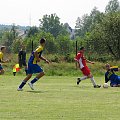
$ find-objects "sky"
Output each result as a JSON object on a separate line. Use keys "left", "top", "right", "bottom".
{"left": 0, "top": 0, "right": 113, "bottom": 28}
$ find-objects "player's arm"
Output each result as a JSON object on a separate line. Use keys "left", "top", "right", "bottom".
{"left": 1, "top": 60, "right": 9, "bottom": 63}
{"left": 34, "top": 46, "right": 43, "bottom": 62}
{"left": 0, "top": 57, "right": 9, "bottom": 63}
{"left": 115, "top": 67, "right": 120, "bottom": 71}
{"left": 40, "top": 56, "right": 49, "bottom": 64}
{"left": 86, "top": 59, "right": 94, "bottom": 64}
{"left": 0, "top": 57, "right": 3, "bottom": 63}
{"left": 3, "top": 60, "right": 9, "bottom": 62}
{"left": 34, "top": 51, "right": 40, "bottom": 62}
{"left": 105, "top": 74, "right": 109, "bottom": 83}
{"left": 74, "top": 53, "right": 81, "bottom": 62}
{"left": 0, "top": 54, "right": 5, "bottom": 63}
{"left": 74, "top": 53, "right": 80, "bottom": 68}
{"left": 110, "top": 66, "right": 119, "bottom": 72}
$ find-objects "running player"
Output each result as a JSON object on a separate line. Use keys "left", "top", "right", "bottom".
{"left": 74, "top": 47, "right": 101, "bottom": 88}
{"left": 17, "top": 38, "right": 49, "bottom": 91}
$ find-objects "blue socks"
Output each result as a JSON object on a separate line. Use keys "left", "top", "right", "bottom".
{"left": 18, "top": 78, "right": 39, "bottom": 89}
{"left": 31, "top": 78, "right": 39, "bottom": 84}
{"left": 19, "top": 80, "right": 26, "bottom": 89}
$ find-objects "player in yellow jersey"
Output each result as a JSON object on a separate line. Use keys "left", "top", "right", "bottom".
{"left": 17, "top": 38, "right": 49, "bottom": 91}
{"left": 0, "top": 46, "right": 9, "bottom": 75}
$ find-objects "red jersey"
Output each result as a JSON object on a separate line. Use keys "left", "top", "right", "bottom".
{"left": 74, "top": 51, "right": 87, "bottom": 69}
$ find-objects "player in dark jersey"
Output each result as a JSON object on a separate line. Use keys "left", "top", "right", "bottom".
{"left": 13, "top": 45, "right": 28, "bottom": 76}
{"left": 105, "top": 64, "right": 120, "bottom": 87}
{"left": 18, "top": 45, "right": 28, "bottom": 75}
{"left": 17, "top": 38, "right": 49, "bottom": 91}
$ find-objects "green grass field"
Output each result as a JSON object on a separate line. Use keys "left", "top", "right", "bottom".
{"left": 0, "top": 75, "right": 120, "bottom": 120}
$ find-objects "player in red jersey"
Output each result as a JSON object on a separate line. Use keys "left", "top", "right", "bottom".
{"left": 74, "top": 47, "right": 101, "bottom": 88}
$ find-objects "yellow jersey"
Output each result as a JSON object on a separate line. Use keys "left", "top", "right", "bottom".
{"left": 0, "top": 52, "right": 3, "bottom": 62}
{"left": 28, "top": 45, "right": 44, "bottom": 64}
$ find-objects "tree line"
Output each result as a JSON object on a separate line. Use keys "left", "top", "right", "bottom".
{"left": 0, "top": 0, "right": 120, "bottom": 61}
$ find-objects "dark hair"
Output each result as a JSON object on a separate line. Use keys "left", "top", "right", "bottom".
{"left": 80, "top": 47, "right": 85, "bottom": 50}
{"left": 40, "top": 38, "right": 46, "bottom": 44}
{"left": 1, "top": 46, "right": 6, "bottom": 51}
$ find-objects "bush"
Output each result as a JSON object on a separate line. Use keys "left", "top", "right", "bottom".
{"left": 64, "top": 54, "right": 75, "bottom": 62}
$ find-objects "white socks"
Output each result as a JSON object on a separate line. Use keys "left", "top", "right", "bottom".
{"left": 90, "top": 77, "right": 96, "bottom": 86}
{"left": 79, "top": 76, "right": 97, "bottom": 86}
{"left": 80, "top": 76, "right": 88, "bottom": 80}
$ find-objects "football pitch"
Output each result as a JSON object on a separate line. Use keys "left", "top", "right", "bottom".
{"left": 0, "top": 76, "right": 120, "bottom": 120}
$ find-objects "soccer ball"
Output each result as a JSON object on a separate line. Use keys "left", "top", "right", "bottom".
{"left": 103, "top": 83, "right": 109, "bottom": 88}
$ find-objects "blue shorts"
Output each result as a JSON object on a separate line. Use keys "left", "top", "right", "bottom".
{"left": 0, "top": 64, "right": 3, "bottom": 70}
{"left": 110, "top": 76, "right": 120, "bottom": 87}
{"left": 27, "top": 63, "right": 43, "bottom": 74}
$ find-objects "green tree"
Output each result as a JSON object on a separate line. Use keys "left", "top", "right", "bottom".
{"left": 2, "top": 31, "right": 14, "bottom": 52}
{"left": 27, "top": 26, "right": 39, "bottom": 37}
{"left": 88, "top": 12, "right": 120, "bottom": 60}
{"left": 24, "top": 31, "right": 57, "bottom": 53}
{"left": 36, "top": 31, "right": 57, "bottom": 54}
{"left": 75, "top": 7, "right": 102, "bottom": 37}
{"left": 75, "top": 14, "right": 90, "bottom": 37}
{"left": 56, "top": 35, "right": 71, "bottom": 55}
{"left": 39, "top": 13, "right": 68, "bottom": 38}
{"left": 102, "top": 12, "right": 120, "bottom": 59}
{"left": 10, "top": 24, "right": 18, "bottom": 39}
{"left": 89, "top": 7, "right": 104, "bottom": 30}
{"left": 105, "top": 0, "right": 120, "bottom": 13}
{"left": 2, "top": 24, "right": 18, "bottom": 52}
{"left": 12, "top": 39, "right": 22, "bottom": 53}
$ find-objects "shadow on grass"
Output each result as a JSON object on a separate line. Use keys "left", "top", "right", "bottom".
{"left": 26, "top": 90, "right": 48, "bottom": 94}
{"left": 73, "top": 85, "right": 93, "bottom": 88}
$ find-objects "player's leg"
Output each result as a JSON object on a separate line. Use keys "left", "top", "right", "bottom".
{"left": 118, "top": 76, "right": 120, "bottom": 87}
{"left": 110, "top": 79, "right": 118, "bottom": 87}
{"left": 88, "top": 73, "right": 101, "bottom": 88}
{"left": 17, "top": 74, "right": 32, "bottom": 91}
{"left": 28, "top": 72, "right": 45, "bottom": 90}
{"left": 77, "top": 67, "right": 89, "bottom": 85}
{"left": 112, "top": 84, "right": 118, "bottom": 87}
{"left": 0, "top": 65, "right": 4, "bottom": 75}
{"left": 24, "top": 66, "right": 28, "bottom": 75}
{"left": 111, "top": 76, "right": 120, "bottom": 87}
{"left": 88, "top": 74, "right": 96, "bottom": 86}
{"left": 118, "top": 76, "right": 120, "bottom": 82}
{"left": 31, "top": 71, "right": 45, "bottom": 84}
{"left": 17, "top": 63, "right": 33, "bottom": 91}
{"left": 77, "top": 76, "right": 88, "bottom": 85}
{"left": 82, "top": 66, "right": 101, "bottom": 88}
{"left": 28, "top": 64, "right": 44, "bottom": 90}
{"left": 19, "top": 61, "right": 22, "bottom": 68}
{"left": 23, "top": 61, "right": 28, "bottom": 75}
